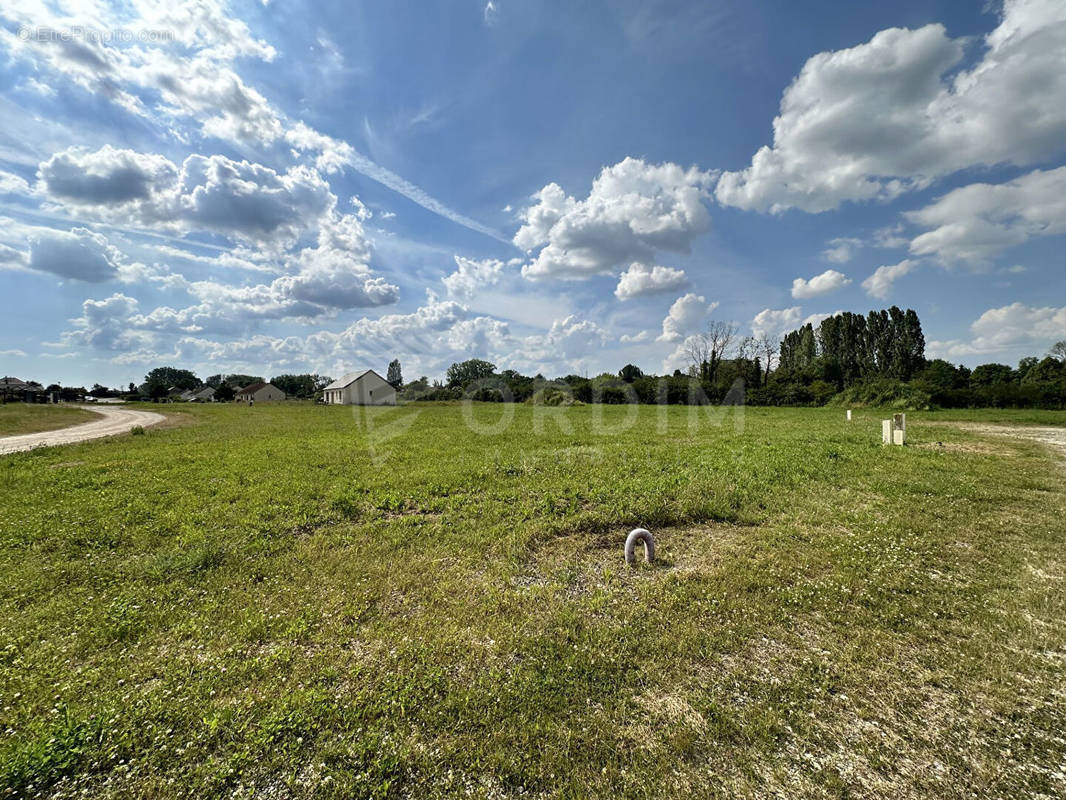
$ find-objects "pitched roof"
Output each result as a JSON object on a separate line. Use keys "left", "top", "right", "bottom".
{"left": 237, "top": 381, "right": 271, "bottom": 394}
{"left": 193, "top": 386, "right": 215, "bottom": 398}
{"left": 323, "top": 370, "right": 372, "bottom": 391}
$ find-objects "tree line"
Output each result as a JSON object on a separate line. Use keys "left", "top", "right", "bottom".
{"left": 779, "top": 307, "right": 925, "bottom": 384}
{"left": 768, "top": 307, "right": 1065, "bottom": 408}
{"left": 395, "top": 306, "right": 1066, "bottom": 410}
{"left": 16, "top": 307, "right": 1065, "bottom": 409}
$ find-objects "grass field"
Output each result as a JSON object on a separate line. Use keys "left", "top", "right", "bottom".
{"left": 1, "top": 402, "right": 1064, "bottom": 798}
{"left": 0, "top": 404, "right": 97, "bottom": 437}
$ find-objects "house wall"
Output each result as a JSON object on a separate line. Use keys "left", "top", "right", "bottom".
{"left": 322, "top": 372, "right": 397, "bottom": 405}
{"left": 326, "top": 372, "right": 397, "bottom": 405}
{"left": 251, "top": 385, "right": 284, "bottom": 402}
{"left": 237, "top": 385, "right": 284, "bottom": 402}
{"left": 349, "top": 372, "right": 396, "bottom": 405}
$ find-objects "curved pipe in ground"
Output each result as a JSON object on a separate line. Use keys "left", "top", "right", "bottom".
{"left": 625, "top": 528, "right": 655, "bottom": 566}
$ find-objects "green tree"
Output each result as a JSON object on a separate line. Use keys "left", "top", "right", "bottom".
{"left": 214, "top": 382, "right": 235, "bottom": 402}
{"left": 618, "top": 364, "right": 643, "bottom": 383}
{"left": 446, "top": 359, "right": 496, "bottom": 388}
{"left": 865, "top": 310, "right": 891, "bottom": 375}
{"left": 143, "top": 367, "right": 199, "bottom": 398}
{"left": 401, "top": 376, "right": 430, "bottom": 398}
{"left": 970, "top": 363, "right": 1015, "bottom": 387}
{"left": 270, "top": 374, "right": 332, "bottom": 399}
{"left": 1020, "top": 357, "right": 1064, "bottom": 385}
{"left": 899, "top": 308, "right": 926, "bottom": 380}
{"left": 500, "top": 369, "right": 535, "bottom": 400}
{"left": 917, "top": 359, "right": 966, "bottom": 391}
{"left": 227, "top": 374, "right": 264, "bottom": 389}
{"left": 1017, "top": 356, "right": 1038, "bottom": 379}
{"left": 798, "top": 324, "right": 817, "bottom": 370}
{"left": 386, "top": 359, "right": 403, "bottom": 389}
{"left": 817, "top": 312, "right": 869, "bottom": 385}
{"left": 205, "top": 373, "right": 262, "bottom": 390}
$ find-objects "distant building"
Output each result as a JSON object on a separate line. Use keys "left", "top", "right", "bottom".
{"left": 1, "top": 377, "right": 51, "bottom": 403}
{"left": 322, "top": 370, "right": 397, "bottom": 405}
{"left": 235, "top": 382, "right": 286, "bottom": 403}
{"left": 0, "top": 377, "right": 27, "bottom": 397}
{"left": 191, "top": 386, "right": 216, "bottom": 402}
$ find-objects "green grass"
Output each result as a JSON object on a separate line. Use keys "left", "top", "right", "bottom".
{"left": 0, "top": 404, "right": 97, "bottom": 436}
{"left": 1, "top": 403, "right": 1064, "bottom": 798}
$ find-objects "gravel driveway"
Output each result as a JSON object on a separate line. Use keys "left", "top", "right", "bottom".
{"left": 0, "top": 405, "right": 166, "bottom": 455}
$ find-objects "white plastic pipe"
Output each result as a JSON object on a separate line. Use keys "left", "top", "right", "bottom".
{"left": 625, "top": 528, "right": 655, "bottom": 565}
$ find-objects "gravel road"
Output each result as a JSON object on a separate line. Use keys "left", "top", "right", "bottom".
{"left": 0, "top": 405, "right": 166, "bottom": 455}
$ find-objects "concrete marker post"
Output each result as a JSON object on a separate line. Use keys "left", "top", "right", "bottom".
{"left": 883, "top": 414, "right": 906, "bottom": 446}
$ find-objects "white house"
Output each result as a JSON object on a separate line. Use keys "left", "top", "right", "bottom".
{"left": 235, "top": 381, "right": 286, "bottom": 403}
{"left": 322, "top": 370, "right": 397, "bottom": 405}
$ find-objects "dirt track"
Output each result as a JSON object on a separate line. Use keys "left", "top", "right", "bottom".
{"left": 962, "top": 424, "right": 1066, "bottom": 460}
{"left": 0, "top": 405, "right": 166, "bottom": 455}
{"left": 955, "top": 422, "right": 1066, "bottom": 467}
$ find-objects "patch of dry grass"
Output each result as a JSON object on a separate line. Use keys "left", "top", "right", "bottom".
{"left": 0, "top": 404, "right": 97, "bottom": 436}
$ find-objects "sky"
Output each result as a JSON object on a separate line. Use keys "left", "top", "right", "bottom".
{"left": 0, "top": 0, "right": 1064, "bottom": 388}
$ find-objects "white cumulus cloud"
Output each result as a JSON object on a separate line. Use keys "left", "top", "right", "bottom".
{"left": 2, "top": 0, "right": 499, "bottom": 240}
{"left": 527, "top": 315, "right": 608, "bottom": 361}
{"left": 38, "top": 145, "right": 179, "bottom": 206}
{"left": 614, "top": 262, "right": 688, "bottom": 300}
{"left": 517, "top": 157, "right": 715, "bottom": 280}
{"left": 28, "top": 227, "right": 124, "bottom": 283}
{"left": 791, "top": 269, "right": 851, "bottom": 299}
{"left": 716, "top": 0, "right": 1066, "bottom": 212}
{"left": 442, "top": 255, "right": 510, "bottom": 298}
{"left": 750, "top": 307, "right": 803, "bottom": 342}
{"left": 0, "top": 170, "right": 31, "bottom": 195}
{"left": 822, "top": 237, "right": 861, "bottom": 264}
{"left": 38, "top": 146, "right": 335, "bottom": 247}
{"left": 862, "top": 259, "right": 920, "bottom": 299}
{"left": 906, "top": 166, "right": 1066, "bottom": 263}
{"left": 929, "top": 302, "right": 1066, "bottom": 357}
{"left": 657, "top": 293, "right": 718, "bottom": 342}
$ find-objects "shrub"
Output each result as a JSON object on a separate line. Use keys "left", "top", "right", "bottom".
{"left": 130, "top": 425, "right": 145, "bottom": 436}
{"left": 527, "top": 386, "right": 583, "bottom": 406}
{"left": 833, "top": 379, "right": 933, "bottom": 410}
{"left": 808, "top": 380, "right": 838, "bottom": 406}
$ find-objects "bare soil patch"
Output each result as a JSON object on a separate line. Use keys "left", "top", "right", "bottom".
{"left": 958, "top": 424, "right": 1066, "bottom": 461}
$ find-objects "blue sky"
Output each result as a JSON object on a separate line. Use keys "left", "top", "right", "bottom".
{"left": 0, "top": 0, "right": 1064, "bottom": 387}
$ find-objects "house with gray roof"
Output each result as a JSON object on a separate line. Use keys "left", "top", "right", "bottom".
{"left": 322, "top": 370, "right": 396, "bottom": 405}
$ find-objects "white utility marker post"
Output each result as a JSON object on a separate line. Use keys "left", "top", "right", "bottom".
{"left": 846, "top": 409, "right": 852, "bottom": 421}
{"left": 882, "top": 413, "right": 906, "bottom": 445}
